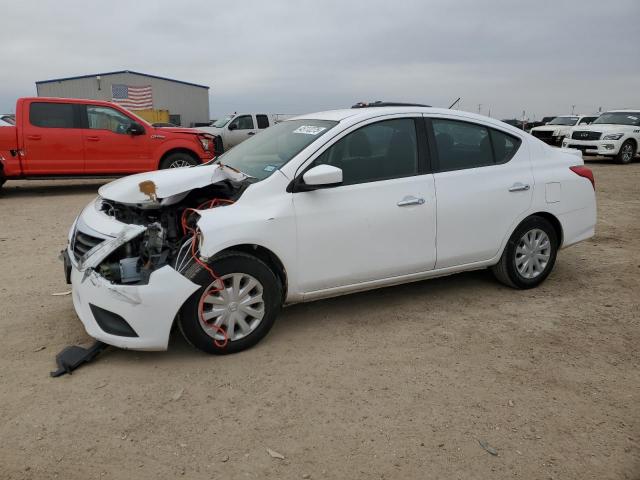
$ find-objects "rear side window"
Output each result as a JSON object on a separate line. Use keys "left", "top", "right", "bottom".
{"left": 313, "top": 118, "right": 418, "bottom": 185}
{"left": 256, "top": 114, "right": 269, "bottom": 129}
{"left": 490, "top": 129, "right": 521, "bottom": 164}
{"left": 432, "top": 119, "right": 521, "bottom": 171}
{"left": 29, "top": 102, "right": 75, "bottom": 128}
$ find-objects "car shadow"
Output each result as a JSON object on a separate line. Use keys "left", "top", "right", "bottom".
{"left": 106, "top": 268, "right": 498, "bottom": 365}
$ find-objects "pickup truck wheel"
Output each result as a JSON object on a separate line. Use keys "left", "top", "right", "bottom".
{"left": 615, "top": 140, "right": 636, "bottom": 164}
{"left": 178, "top": 252, "right": 282, "bottom": 354}
{"left": 160, "top": 152, "right": 199, "bottom": 169}
{"left": 491, "top": 216, "right": 558, "bottom": 289}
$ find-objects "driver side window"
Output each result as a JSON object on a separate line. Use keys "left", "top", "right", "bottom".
{"left": 230, "top": 115, "right": 254, "bottom": 130}
{"left": 86, "top": 106, "right": 133, "bottom": 134}
{"left": 313, "top": 118, "right": 418, "bottom": 186}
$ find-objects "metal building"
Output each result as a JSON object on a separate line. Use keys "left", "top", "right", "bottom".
{"left": 35, "top": 70, "right": 210, "bottom": 127}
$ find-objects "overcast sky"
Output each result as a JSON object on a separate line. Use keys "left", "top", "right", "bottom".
{"left": 2, "top": 0, "right": 639, "bottom": 120}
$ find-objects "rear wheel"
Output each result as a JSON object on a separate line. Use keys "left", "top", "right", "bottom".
{"left": 615, "top": 140, "right": 636, "bottom": 164}
{"left": 492, "top": 216, "right": 558, "bottom": 289}
{"left": 178, "top": 252, "right": 282, "bottom": 354}
{"left": 159, "top": 152, "right": 199, "bottom": 169}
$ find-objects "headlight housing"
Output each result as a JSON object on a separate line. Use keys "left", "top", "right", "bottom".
{"left": 602, "top": 133, "right": 624, "bottom": 140}
{"left": 198, "top": 133, "right": 215, "bottom": 152}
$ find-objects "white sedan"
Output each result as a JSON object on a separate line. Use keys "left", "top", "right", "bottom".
{"left": 64, "top": 105, "right": 597, "bottom": 354}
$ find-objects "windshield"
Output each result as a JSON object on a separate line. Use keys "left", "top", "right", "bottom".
{"left": 548, "top": 116, "right": 578, "bottom": 126}
{"left": 212, "top": 115, "right": 235, "bottom": 128}
{"left": 593, "top": 112, "right": 640, "bottom": 126}
{"left": 216, "top": 119, "right": 338, "bottom": 180}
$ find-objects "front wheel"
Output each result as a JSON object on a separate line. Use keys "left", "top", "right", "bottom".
{"left": 178, "top": 252, "right": 282, "bottom": 354}
{"left": 159, "top": 152, "right": 199, "bottom": 169}
{"left": 615, "top": 140, "right": 636, "bottom": 164}
{"left": 492, "top": 216, "right": 558, "bottom": 289}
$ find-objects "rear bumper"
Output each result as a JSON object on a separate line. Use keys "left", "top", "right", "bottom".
{"left": 561, "top": 139, "right": 623, "bottom": 156}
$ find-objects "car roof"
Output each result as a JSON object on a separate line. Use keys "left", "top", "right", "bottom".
{"left": 606, "top": 109, "right": 640, "bottom": 113}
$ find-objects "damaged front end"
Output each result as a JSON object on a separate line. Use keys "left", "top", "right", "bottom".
{"left": 65, "top": 163, "right": 250, "bottom": 350}
{"left": 72, "top": 164, "right": 249, "bottom": 285}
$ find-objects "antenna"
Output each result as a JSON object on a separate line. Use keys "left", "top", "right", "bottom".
{"left": 448, "top": 97, "right": 461, "bottom": 109}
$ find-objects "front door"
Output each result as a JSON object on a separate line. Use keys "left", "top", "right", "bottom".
{"left": 293, "top": 117, "right": 437, "bottom": 293}
{"left": 226, "top": 115, "right": 257, "bottom": 148}
{"left": 21, "top": 101, "right": 84, "bottom": 174}
{"left": 82, "top": 105, "right": 151, "bottom": 174}
{"left": 428, "top": 116, "right": 533, "bottom": 268}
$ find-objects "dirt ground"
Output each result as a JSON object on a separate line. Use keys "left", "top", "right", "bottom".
{"left": 0, "top": 158, "right": 638, "bottom": 479}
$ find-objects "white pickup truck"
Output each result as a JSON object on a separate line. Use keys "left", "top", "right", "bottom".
{"left": 197, "top": 113, "right": 296, "bottom": 151}
{"left": 562, "top": 110, "right": 640, "bottom": 164}
{"left": 530, "top": 115, "right": 598, "bottom": 146}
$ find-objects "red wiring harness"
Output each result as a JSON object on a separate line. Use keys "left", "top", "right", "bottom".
{"left": 181, "top": 199, "right": 235, "bottom": 348}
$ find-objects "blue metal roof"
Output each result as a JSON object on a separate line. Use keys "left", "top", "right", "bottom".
{"left": 35, "top": 70, "right": 209, "bottom": 89}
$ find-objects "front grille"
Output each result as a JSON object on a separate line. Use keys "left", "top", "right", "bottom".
{"left": 532, "top": 130, "right": 553, "bottom": 139}
{"left": 72, "top": 230, "right": 105, "bottom": 261}
{"left": 572, "top": 131, "right": 601, "bottom": 141}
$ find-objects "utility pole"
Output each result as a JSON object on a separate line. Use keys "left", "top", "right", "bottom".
{"left": 571, "top": 104, "right": 576, "bottom": 115}
{"left": 478, "top": 104, "right": 482, "bottom": 114}
{"left": 522, "top": 110, "right": 526, "bottom": 130}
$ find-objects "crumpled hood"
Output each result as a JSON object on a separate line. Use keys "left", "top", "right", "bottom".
{"left": 98, "top": 163, "right": 247, "bottom": 207}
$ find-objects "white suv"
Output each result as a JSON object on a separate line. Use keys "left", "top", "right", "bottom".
{"left": 530, "top": 115, "right": 598, "bottom": 146}
{"left": 64, "top": 105, "right": 597, "bottom": 354}
{"left": 562, "top": 110, "right": 640, "bottom": 163}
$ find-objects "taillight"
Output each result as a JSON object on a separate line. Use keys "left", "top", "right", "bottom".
{"left": 570, "top": 166, "right": 595, "bottom": 190}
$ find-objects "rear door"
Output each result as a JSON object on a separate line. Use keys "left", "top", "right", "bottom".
{"left": 226, "top": 114, "right": 257, "bottom": 148}
{"left": 82, "top": 105, "right": 151, "bottom": 174}
{"left": 21, "top": 101, "right": 84, "bottom": 174}
{"left": 256, "top": 114, "right": 270, "bottom": 130}
{"left": 426, "top": 115, "right": 533, "bottom": 268}
{"left": 293, "top": 116, "right": 437, "bottom": 293}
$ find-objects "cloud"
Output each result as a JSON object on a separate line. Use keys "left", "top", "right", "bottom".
{"left": 1, "top": 0, "right": 639, "bottom": 119}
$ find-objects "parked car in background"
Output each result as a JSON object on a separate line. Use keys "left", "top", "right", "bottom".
{"left": 0, "top": 97, "right": 219, "bottom": 189}
{"left": 198, "top": 113, "right": 296, "bottom": 151}
{"left": 541, "top": 116, "right": 556, "bottom": 125}
{"left": 530, "top": 115, "right": 599, "bottom": 146}
{"left": 1, "top": 114, "right": 15, "bottom": 125}
{"left": 64, "top": 105, "right": 596, "bottom": 354}
{"left": 0, "top": 118, "right": 13, "bottom": 127}
{"left": 152, "top": 122, "right": 178, "bottom": 128}
{"left": 562, "top": 110, "right": 640, "bottom": 163}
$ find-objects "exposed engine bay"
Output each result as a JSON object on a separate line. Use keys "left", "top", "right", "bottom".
{"left": 83, "top": 167, "right": 250, "bottom": 286}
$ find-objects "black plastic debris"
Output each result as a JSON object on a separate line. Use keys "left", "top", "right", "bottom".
{"left": 50, "top": 341, "right": 109, "bottom": 377}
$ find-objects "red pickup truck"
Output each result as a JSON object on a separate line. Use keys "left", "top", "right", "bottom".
{"left": 0, "top": 97, "right": 219, "bottom": 189}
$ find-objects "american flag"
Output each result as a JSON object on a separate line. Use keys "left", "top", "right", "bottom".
{"left": 111, "top": 84, "right": 153, "bottom": 110}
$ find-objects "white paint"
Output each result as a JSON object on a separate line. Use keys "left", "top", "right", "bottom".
{"left": 69, "top": 106, "right": 597, "bottom": 351}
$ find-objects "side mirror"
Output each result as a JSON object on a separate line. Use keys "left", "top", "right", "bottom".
{"left": 299, "top": 164, "right": 343, "bottom": 190}
{"left": 128, "top": 122, "right": 145, "bottom": 135}
{"left": 228, "top": 123, "right": 237, "bottom": 131}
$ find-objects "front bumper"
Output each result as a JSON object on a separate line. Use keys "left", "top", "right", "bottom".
{"left": 69, "top": 263, "right": 199, "bottom": 351}
{"left": 562, "top": 138, "right": 622, "bottom": 156}
{"left": 65, "top": 202, "right": 200, "bottom": 351}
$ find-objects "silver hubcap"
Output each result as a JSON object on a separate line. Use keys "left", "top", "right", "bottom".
{"left": 169, "top": 159, "right": 192, "bottom": 168}
{"left": 515, "top": 228, "right": 551, "bottom": 279}
{"left": 622, "top": 144, "right": 633, "bottom": 162}
{"left": 199, "top": 273, "right": 265, "bottom": 341}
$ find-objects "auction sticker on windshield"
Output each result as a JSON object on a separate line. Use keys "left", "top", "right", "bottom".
{"left": 293, "top": 126, "right": 327, "bottom": 135}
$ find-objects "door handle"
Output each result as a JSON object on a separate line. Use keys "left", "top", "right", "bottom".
{"left": 509, "top": 183, "right": 530, "bottom": 192}
{"left": 247, "top": 132, "right": 255, "bottom": 136}
{"left": 27, "top": 134, "right": 41, "bottom": 140}
{"left": 86, "top": 136, "right": 100, "bottom": 141}
{"left": 397, "top": 195, "right": 425, "bottom": 207}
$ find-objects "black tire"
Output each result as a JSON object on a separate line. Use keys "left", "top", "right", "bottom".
{"left": 159, "top": 152, "right": 200, "bottom": 169}
{"left": 491, "top": 216, "right": 558, "bottom": 289}
{"left": 178, "top": 252, "right": 282, "bottom": 354}
{"left": 615, "top": 140, "right": 636, "bottom": 164}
